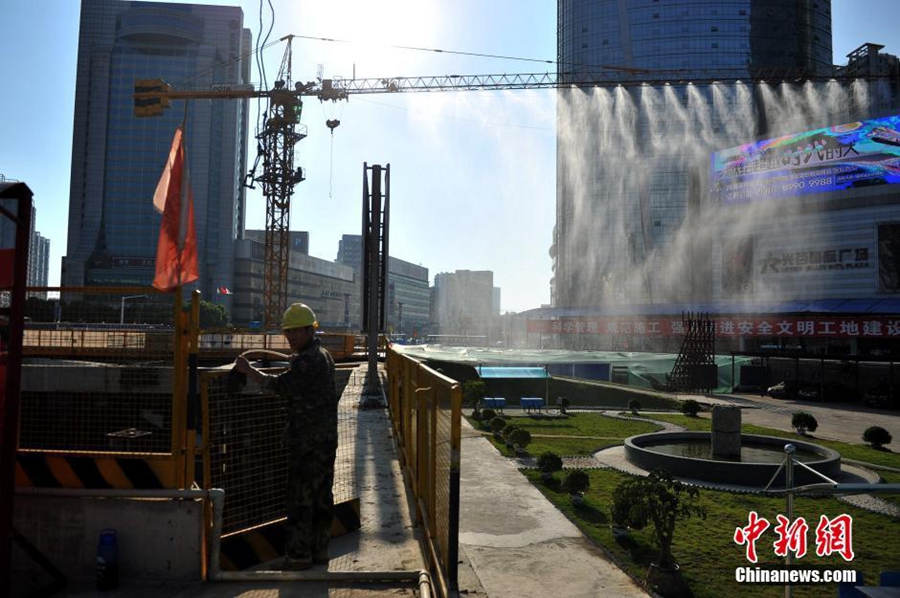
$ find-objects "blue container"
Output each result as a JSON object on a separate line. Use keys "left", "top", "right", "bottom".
{"left": 95, "top": 528, "right": 119, "bottom": 590}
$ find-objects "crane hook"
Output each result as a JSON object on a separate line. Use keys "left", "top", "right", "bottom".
{"left": 326, "top": 119, "right": 341, "bottom": 134}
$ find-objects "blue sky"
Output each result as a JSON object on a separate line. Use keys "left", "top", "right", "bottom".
{"left": 0, "top": 1, "right": 898, "bottom": 312}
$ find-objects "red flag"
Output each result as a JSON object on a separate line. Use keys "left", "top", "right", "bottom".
{"left": 152, "top": 126, "right": 199, "bottom": 291}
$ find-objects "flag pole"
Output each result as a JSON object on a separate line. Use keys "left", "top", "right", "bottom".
{"left": 177, "top": 100, "right": 189, "bottom": 290}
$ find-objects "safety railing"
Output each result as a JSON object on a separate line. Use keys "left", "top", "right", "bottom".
{"left": 386, "top": 347, "right": 462, "bottom": 598}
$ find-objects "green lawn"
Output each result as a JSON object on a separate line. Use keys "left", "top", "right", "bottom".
{"left": 465, "top": 410, "right": 900, "bottom": 596}
{"left": 648, "top": 413, "right": 900, "bottom": 470}
{"left": 527, "top": 468, "right": 900, "bottom": 598}
{"left": 467, "top": 412, "right": 661, "bottom": 456}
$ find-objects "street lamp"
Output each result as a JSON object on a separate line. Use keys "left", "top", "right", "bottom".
{"left": 120, "top": 294, "right": 148, "bottom": 324}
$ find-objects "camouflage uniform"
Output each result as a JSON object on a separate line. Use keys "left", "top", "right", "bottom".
{"left": 266, "top": 337, "right": 337, "bottom": 562}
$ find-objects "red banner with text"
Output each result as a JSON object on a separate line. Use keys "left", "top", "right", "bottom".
{"left": 527, "top": 317, "right": 900, "bottom": 338}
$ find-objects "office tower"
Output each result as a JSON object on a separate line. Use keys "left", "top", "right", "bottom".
{"left": 553, "top": 0, "right": 833, "bottom": 307}
{"left": 64, "top": 0, "right": 251, "bottom": 300}
{"left": 386, "top": 257, "right": 430, "bottom": 337}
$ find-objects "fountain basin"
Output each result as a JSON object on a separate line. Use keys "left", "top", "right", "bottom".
{"left": 624, "top": 432, "right": 841, "bottom": 487}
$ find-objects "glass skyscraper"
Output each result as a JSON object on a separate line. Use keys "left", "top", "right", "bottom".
{"left": 64, "top": 0, "right": 251, "bottom": 300}
{"left": 552, "top": 0, "right": 834, "bottom": 308}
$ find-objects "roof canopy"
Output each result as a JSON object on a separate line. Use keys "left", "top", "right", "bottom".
{"left": 478, "top": 366, "right": 549, "bottom": 379}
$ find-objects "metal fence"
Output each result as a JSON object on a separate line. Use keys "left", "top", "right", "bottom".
{"left": 386, "top": 347, "right": 461, "bottom": 598}
{"left": 201, "top": 366, "right": 357, "bottom": 537}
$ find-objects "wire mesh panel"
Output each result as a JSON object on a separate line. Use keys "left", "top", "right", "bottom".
{"left": 16, "top": 287, "right": 178, "bottom": 455}
{"left": 203, "top": 365, "right": 358, "bottom": 537}
{"left": 433, "top": 380, "right": 461, "bottom": 586}
{"left": 205, "top": 372, "right": 287, "bottom": 535}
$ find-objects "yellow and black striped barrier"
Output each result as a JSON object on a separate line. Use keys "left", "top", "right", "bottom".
{"left": 15, "top": 453, "right": 178, "bottom": 489}
{"left": 219, "top": 497, "right": 361, "bottom": 570}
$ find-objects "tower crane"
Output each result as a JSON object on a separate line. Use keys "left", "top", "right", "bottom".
{"left": 134, "top": 36, "right": 887, "bottom": 329}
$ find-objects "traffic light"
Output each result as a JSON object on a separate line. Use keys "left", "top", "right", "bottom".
{"left": 134, "top": 79, "right": 171, "bottom": 117}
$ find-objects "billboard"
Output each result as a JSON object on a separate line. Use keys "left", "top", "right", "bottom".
{"left": 711, "top": 115, "right": 900, "bottom": 204}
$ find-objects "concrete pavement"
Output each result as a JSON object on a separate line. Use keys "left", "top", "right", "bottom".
{"left": 457, "top": 421, "right": 649, "bottom": 598}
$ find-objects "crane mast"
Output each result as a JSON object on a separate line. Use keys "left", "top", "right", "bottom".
{"left": 252, "top": 38, "right": 306, "bottom": 329}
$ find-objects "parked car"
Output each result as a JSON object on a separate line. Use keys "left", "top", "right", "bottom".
{"left": 797, "top": 382, "right": 849, "bottom": 402}
{"left": 767, "top": 380, "right": 798, "bottom": 400}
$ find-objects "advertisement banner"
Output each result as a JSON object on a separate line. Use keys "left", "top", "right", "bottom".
{"left": 711, "top": 115, "right": 900, "bottom": 204}
{"left": 527, "top": 316, "right": 900, "bottom": 339}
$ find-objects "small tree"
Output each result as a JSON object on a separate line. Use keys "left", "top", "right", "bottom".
{"left": 489, "top": 416, "right": 506, "bottom": 435}
{"left": 863, "top": 426, "right": 893, "bottom": 449}
{"left": 481, "top": 408, "right": 497, "bottom": 422}
{"left": 537, "top": 452, "right": 563, "bottom": 480}
{"left": 681, "top": 399, "right": 700, "bottom": 417}
{"left": 610, "top": 469, "right": 707, "bottom": 570}
{"left": 791, "top": 412, "right": 818, "bottom": 435}
{"left": 463, "top": 380, "right": 487, "bottom": 414}
{"left": 562, "top": 469, "right": 590, "bottom": 496}
{"left": 628, "top": 399, "right": 642, "bottom": 415}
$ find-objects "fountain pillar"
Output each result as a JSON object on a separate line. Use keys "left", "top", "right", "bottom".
{"left": 711, "top": 405, "right": 741, "bottom": 459}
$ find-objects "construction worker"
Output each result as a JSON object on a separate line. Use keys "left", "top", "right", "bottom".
{"left": 232, "top": 303, "right": 338, "bottom": 570}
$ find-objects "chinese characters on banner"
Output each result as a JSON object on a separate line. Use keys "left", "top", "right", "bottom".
{"left": 526, "top": 317, "right": 900, "bottom": 339}
{"left": 734, "top": 511, "right": 854, "bottom": 563}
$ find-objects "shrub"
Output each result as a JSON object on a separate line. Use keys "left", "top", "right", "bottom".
{"left": 537, "top": 451, "right": 563, "bottom": 474}
{"left": 501, "top": 423, "right": 519, "bottom": 439}
{"left": 610, "top": 469, "right": 707, "bottom": 570}
{"left": 791, "top": 412, "right": 818, "bottom": 435}
{"left": 508, "top": 428, "right": 532, "bottom": 449}
{"left": 481, "top": 408, "right": 497, "bottom": 421}
{"left": 489, "top": 416, "right": 506, "bottom": 434}
{"left": 562, "top": 469, "right": 590, "bottom": 495}
{"left": 628, "top": 399, "right": 642, "bottom": 414}
{"left": 681, "top": 399, "right": 701, "bottom": 417}
{"left": 863, "top": 426, "right": 893, "bottom": 449}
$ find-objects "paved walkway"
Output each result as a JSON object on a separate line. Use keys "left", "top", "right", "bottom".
{"left": 457, "top": 420, "right": 648, "bottom": 598}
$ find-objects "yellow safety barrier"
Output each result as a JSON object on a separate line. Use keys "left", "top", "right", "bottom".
{"left": 13, "top": 286, "right": 193, "bottom": 489}
{"left": 385, "top": 347, "right": 461, "bottom": 598}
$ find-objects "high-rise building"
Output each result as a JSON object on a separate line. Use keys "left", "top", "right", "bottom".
{"left": 335, "top": 234, "right": 430, "bottom": 337}
{"left": 63, "top": 0, "right": 251, "bottom": 301}
{"left": 553, "top": 0, "right": 834, "bottom": 308}
{"left": 0, "top": 201, "right": 50, "bottom": 297}
{"left": 386, "top": 257, "right": 430, "bottom": 337}
{"left": 557, "top": 0, "right": 832, "bottom": 82}
{"left": 534, "top": 0, "right": 900, "bottom": 356}
{"left": 336, "top": 234, "right": 363, "bottom": 275}
{"left": 232, "top": 237, "right": 359, "bottom": 329}
{"left": 245, "top": 230, "right": 309, "bottom": 255}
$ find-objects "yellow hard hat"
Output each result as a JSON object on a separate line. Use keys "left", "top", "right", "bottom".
{"left": 282, "top": 303, "right": 318, "bottom": 330}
